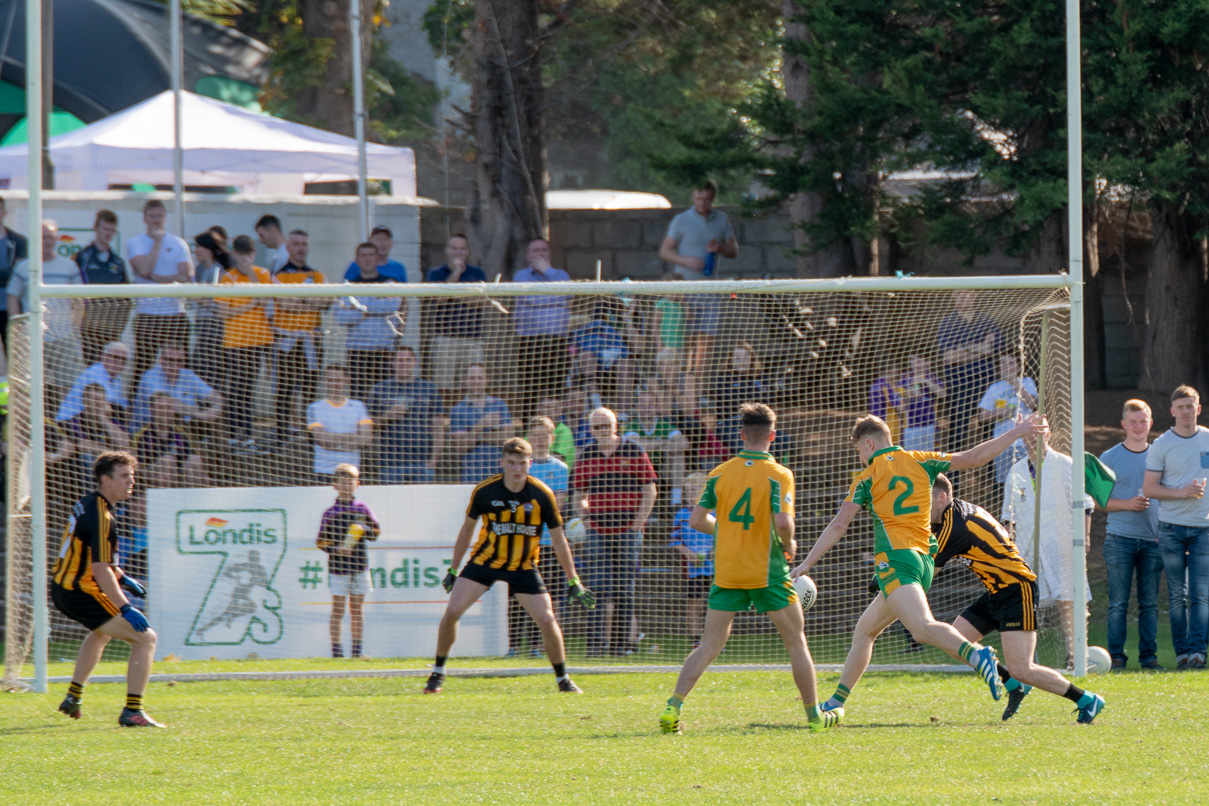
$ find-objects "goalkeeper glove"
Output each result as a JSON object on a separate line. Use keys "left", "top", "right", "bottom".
{"left": 120, "top": 575, "right": 147, "bottom": 598}
{"left": 441, "top": 570, "right": 458, "bottom": 593}
{"left": 568, "top": 578, "right": 596, "bottom": 610}
{"left": 120, "top": 604, "right": 149, "bottom": 633}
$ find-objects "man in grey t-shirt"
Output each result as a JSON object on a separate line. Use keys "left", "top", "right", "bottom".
{"left": 1100, "top": 399, "right": 1163, "bottom": 670}
{"left": 1143, "top": 384, "right": 1209, "bottom": 669}
{"left": 658, "top": 180, "right": 738, "bottom": 371}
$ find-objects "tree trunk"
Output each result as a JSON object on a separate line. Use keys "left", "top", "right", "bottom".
{"left": 1142, "top": 208, "right": 1205, "bottom": 393}
{"left": 1023, "top": 209, "right": 1108, "bottom": 389}
{"left": 465, "top": 0, "right": 546, "bottom": 279}
{"left": 293, "top": 0, "right": 375, "bottom": 137}
{"left": 781, "top": 0, "right": 859, "bottom": 278}
{"left": 1083, "top": 203, "right": 1107, "bottom": 390}
{"left": 1022, "top": 213, "right": 1066, "bottom": 275}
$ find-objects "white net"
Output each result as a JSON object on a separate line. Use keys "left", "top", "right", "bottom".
{"left": 3, "top": 279, "right": 1076, "bottom": 680}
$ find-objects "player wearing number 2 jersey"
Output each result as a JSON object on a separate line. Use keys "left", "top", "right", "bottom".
{"left": 793, "top": 411, "right": 1048, "bottom": 710}
{"left": 659, "top": 403, "right": 840, "bottom": 735}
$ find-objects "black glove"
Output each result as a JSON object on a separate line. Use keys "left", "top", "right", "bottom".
{"left": 568, "top": 578, "right": 596, "bottom": 610}
{"left": 441, "top": 571, "right": 458, "bottom": 593}
{"left": 120, "top": 575, "right": 147, "bottom": 598}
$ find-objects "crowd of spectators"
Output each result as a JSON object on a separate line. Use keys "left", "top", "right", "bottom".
{"left": 9, "top": 182, "right": 1198, "bottom": 665}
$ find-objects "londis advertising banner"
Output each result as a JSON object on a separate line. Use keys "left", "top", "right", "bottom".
{"left": 147, "top": 485, "right": 507, "bottom": 660}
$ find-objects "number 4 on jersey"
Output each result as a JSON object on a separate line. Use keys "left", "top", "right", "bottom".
{"left": 729, "top": 488, "right": 755, "bottom": 530}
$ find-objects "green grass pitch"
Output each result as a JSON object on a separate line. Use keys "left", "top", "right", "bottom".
{"left": 2, "top": 661, "right": 1207, "bottom": 805}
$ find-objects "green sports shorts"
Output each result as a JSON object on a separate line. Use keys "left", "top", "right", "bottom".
{"left": 709, "top": 578, "right": 797, "bottom": 613}
{"left": 874, "top": 548, "right": 934, "bottom": 597}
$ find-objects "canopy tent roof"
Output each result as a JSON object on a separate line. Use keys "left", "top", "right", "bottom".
{"left": 546, "top": 189, "right": 670, "bottom": 210}
{"left": 0, "top": 0, "right": 270, "bottom": 122}
{"left": 0, "top": 90, "right": 417, "bottom": 196}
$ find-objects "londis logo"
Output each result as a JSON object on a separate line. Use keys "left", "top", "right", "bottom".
{"left": 180, "top": 517, "right": 279, "bottom": 548}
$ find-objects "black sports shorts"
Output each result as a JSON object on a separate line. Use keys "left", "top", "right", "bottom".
{"left": 460, "top": 562, "right": 547, "bottom": 596}
{"left": 960, "top": 580, "right": 1037, "bottom": 634}
{"left": 52, "top": 585, "right": 119, "bottom": 631}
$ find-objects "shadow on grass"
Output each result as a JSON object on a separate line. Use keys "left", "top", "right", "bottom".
{"left": 0, "top": 721, "right": 80, "bottom": 736}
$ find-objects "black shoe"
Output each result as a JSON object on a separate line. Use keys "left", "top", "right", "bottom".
{"left": 1001, "top": 684, "right": 1032, "bottom": 721}
{"left": 58, "top": 695, "right": 82, "bottom": 720}
{"left": 1110, "top": 659, "right": 1127, "bottom": 672}
{"left": 423, "top": 672, "right": 445, "bottom": 694}
{"left": 1178, "top": 656, "right": 1191, "bottom": 670}
{"left": 119, "top": 708, "right": 167, "bottom": 728}
{"left": 557, "top": 677, "right": 583, "bottom": 693}
{"left": 1140, "top": 661, "right": 1166, "bottom": 671}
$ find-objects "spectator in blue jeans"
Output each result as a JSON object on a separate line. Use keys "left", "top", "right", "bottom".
{"left": 1143, "top": 384, "right": 1209, "bottom": 670}
{"left": 570, "top": 407, "right": 658, "bottom": 657}
{"left": 369, "top": 347, "right": 443, "bottom": 484}
{"left": 1100, "top": 399, "right": 1163, "bottom": 671}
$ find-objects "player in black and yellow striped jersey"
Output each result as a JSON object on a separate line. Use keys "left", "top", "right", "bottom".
{"left": 819, "top": 473, "right": 1105, "bottom": 724}
{"left": 51, "top": 451, "right": 166, "bottom": 728}
{"left": 424, "top": 437, "right": 596, "bottom": 695}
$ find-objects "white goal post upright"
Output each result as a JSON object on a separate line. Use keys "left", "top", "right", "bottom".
{"left": 24, "top": 0, "right": 48, "bottom": 695}
{"left": 1067, "top": 0, "right": 1089, "bottom": 678}
{"left": 10, "top": 273, "right": 1083, "bottom": 688}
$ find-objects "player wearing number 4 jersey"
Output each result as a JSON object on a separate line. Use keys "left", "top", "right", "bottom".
{"left": 819, "top": 473, "right": 1106, "bottom": 724}
{"left": 660, "top": 403, "right": 840, "bottom": 735}
{"left": 793, "top": 411, "right": 1048, "bottom": 709}
{"left": 425, "top": 437, "right": 595, "bottom": 695}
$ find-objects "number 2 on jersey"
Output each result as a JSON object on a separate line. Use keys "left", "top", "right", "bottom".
{"left": 888, "top": 475, "right": 920, "bottom": 515}
{"left": 729, "top": 488, "right": 755, "bottom": 530}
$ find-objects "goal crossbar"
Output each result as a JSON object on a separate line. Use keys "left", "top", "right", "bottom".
{"left": 33, "top": 274, "right": 1078, "bottom": 300}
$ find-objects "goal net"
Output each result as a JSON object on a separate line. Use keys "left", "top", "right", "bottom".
{"left": 3, "top": 277, "right": 1079, "bottom": 684}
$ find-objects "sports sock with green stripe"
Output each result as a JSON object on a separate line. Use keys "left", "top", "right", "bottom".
{"left": 805, "top": 704, "right": 822, "bottom": 722}
{"left": 958, "top": 641, "right": 976, "bottom": 664}
{"left": 667, "top": 696, "right": 684, "bottom": 711}
{"left": 832, "top": 683, "right": 851, "bottom": 705}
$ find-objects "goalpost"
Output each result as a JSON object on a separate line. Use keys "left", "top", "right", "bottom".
{"left": 3, "top": 274, "right": 1086, "bottom": 691}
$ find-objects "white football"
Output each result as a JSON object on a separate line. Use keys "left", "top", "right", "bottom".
{"left": 1086, "top": 645, "right": 1112, "bottom": 674}
{"left": 793, "top": 575, "right": 817, "bottom": 612}
{"left": 564, "top": 517, "right": 587, "bottom": 544}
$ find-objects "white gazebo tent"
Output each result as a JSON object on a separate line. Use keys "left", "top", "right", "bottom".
{"left": 0, "top": 90, "right": 416, "bottom": 196}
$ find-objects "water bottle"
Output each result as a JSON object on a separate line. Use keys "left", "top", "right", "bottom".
{"left": 703, "top": 252, "right": 716, "bottom": 277}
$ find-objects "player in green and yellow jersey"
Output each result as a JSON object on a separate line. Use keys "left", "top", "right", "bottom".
{"left": 792, "top": 411, "right": 1046, "bottom": 703}
{"left": 659, "top": 403, "right": 841, "bottom": 734}
{"left": 818, "top": 473, "right": 1106, "bottom": 724}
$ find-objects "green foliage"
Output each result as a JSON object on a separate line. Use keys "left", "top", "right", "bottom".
{"left": 422, "top": 0, "right": 781, "bottom": 201}
{"left": 231, "top": 1, "right": 438, "bottom": 146}
{"left": 367, "top": 40, "right": 441, "bottom": 144}
{"left": 252, "top": 1, "right": 336, "bottom": 121}
{"left": 3, "top": 667, "right": 1205, "bottom": 804}
{"left": 149, "top": 0, "right": 252, "bottom": 25}
{"left": 421, "top": 0, "right": 474, "bottom": 55}
{"left": 1086, "top": 0, "right": 1209, "bottom": 230}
